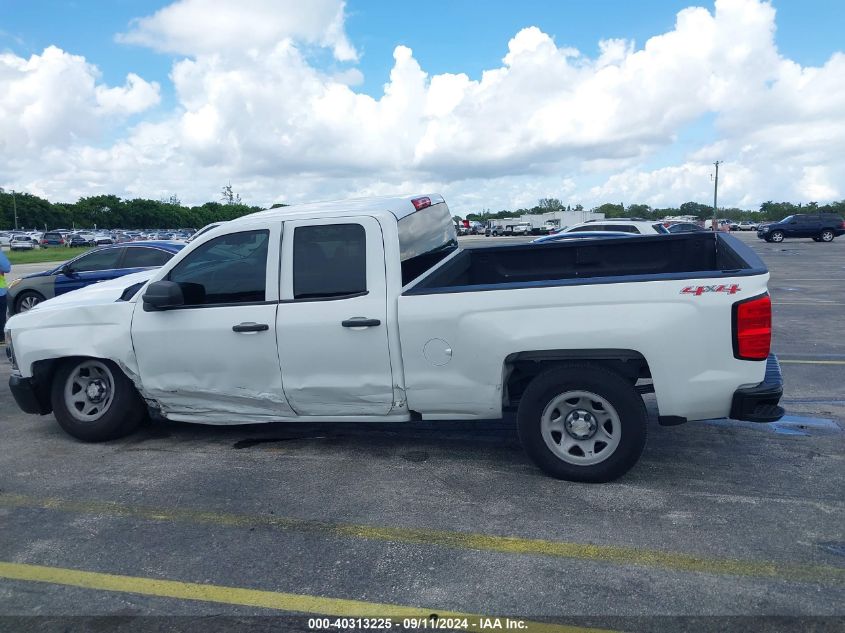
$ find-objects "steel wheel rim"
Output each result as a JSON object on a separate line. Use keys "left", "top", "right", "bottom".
{"left": 64, "top": 360, "right": 116, "bottom": 423}
{"left": 821, "top": 231, "right": 834, "bottom": 242}
{"left": 541, "top": 390, "right": 622, "bottom": 466}
{"left": 771, "top": 232, "right": 784, "bottom": 242}
{"left": 19, "top": 295, "right": 41, "bottom": 312}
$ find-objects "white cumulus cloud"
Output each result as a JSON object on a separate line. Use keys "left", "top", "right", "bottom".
{"left": 117, "top": 0, "right": 357, "bottom": 61}
{"left": 0, "top": 46, "right": 159, "bottom": 151}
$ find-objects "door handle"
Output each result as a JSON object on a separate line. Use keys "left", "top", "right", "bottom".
{"left": 232, "top": 322, "right": 269, "bottom": 333}
{"left": 341, "top": 318, "right": 381, "bottom": 328}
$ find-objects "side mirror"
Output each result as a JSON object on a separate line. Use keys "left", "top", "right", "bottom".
{"left": 61, "top": 264, "right": 75, "bottom": 277}
{"left": 142, "top": 281, "right": 185, "bottom": 311}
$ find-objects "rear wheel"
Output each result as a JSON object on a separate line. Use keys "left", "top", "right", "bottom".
{"left": 51, "top": 358, "right": 145, "bottom": 442}
{"left": 820, "top": 230, "right": 835, "bottom": 242}
{"left": 517, "top": 365, "right": 648, "bottom": 482}
{"left": 770, "top": 231, "right": 785, "bottom": 243}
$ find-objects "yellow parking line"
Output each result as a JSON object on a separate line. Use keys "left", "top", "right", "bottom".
{"left": 1, "top": 493, "right": 842, "bottom": 585}
{"left": 0, "top": 561, "right": 611, "bottom": 633}
{"left": 779, "top": 360, "right": 845, "bottom": 365}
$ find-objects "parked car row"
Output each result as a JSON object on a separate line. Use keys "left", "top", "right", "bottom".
{"left": 35, "top": 228, "right": 198, "bottom": 248}
{"left": 1, "top": 231, "right": 44, "bottom": 250}
{"left": 1, "top": 228, "right": 199, "bottom": 251}
{"left": 463, "top": 214, "right": 844, "bottom": 244}
{"left": 482, "top": 218, "right": 698, "bottom": 237}
{"left": 483, "top": 222, "right": 557, "bottom": 236}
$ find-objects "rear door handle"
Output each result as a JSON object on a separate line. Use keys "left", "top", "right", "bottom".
{"left": 341, "top": 318, "right": 381, "bottom": 328}
{"left": 232, "top": 322, "right": 269, "bottom": 333}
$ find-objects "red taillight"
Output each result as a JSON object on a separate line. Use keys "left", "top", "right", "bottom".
{"left": 733, "top": 294, "right": 771, "bottom": 361}
{"left": 40, "top": 239, "right": 47, "bottom": 244}
{"left": 840, "top": 220, "right": 845, "bottom": 229}
{"left": 59, "top": 239, "right": 65, "bottom": 244}
{"left": 411, "top": 196, "right": 432, "bottom": 211}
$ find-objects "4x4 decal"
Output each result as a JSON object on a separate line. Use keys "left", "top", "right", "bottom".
{"left": 681, "top": 284, "right": 740, "bottom": 296}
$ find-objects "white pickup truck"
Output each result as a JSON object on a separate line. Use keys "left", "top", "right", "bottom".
{"left": 5, "top": 194, "right": 784, "bottom": 482}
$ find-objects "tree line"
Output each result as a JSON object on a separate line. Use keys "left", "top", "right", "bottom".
{"left": 464, "top": 198, "right": 845, "bottom": 223}
{"left": 2, "top": 188, "right": 843, "bottom": 231}
{"left": 0, "top": 188, "right": 288, "bottom": 231}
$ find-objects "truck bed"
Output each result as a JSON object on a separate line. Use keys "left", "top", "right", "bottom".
{"left": 405, "top": 233, "right": 765, "bottom": 294}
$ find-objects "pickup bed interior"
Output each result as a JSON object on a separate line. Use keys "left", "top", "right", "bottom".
{"left": 405, "top": 233, "right": 764, "bottom": 294}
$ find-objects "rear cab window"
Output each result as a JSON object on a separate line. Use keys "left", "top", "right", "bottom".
{"left": 293, "top": 224, "right": 367, "bottom": 299}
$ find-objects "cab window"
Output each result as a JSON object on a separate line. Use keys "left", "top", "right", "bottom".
{"left": 293, "top": 224, "right": 366, "bottom": 300}
{"left": 168, "top": 230, "right": 269, "bottom": 305}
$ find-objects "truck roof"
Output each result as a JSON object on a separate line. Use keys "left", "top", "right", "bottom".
{"left": 237, "top": 193, "right": 445, "bottom": 225}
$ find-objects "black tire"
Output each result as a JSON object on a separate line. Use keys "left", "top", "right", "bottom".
{"left": 14, "top": 290, "right": 45, "bottom": 314}
{"left": 819, "top": 230, "right": 835, "bottom": 242}
{"left": 517, "top": 364, "right": 648, "bottom": 482}
{"left": 51, "top": 358, "right": 145, "bottom": 442}
{"left": 770, "top": 231, "right": 785, "bottom": 243}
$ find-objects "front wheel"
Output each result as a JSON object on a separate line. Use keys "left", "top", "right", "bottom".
{"left": 51, "top": 358, "right": 146, "bottom": 442}
{"left": 517, "top": 365, "right": 648, "bottom": 482}
{"left": 15, "top": 291, "right": 44, "bottom": 314}
{"left": 820, "top": 230, "right": 835, "bottom": 242}
{"left": 770, "top": 231, "right": 785, "bottom": 243}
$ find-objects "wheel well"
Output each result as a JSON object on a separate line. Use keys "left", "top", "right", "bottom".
{"left": 503, "top": 350, "right": 651, "bottom": 408}
{"left": 28, "top": 356, "right": 127, "bottom": 415}
{"left": 28, "top": 358, "right": 61, "bottom": 415}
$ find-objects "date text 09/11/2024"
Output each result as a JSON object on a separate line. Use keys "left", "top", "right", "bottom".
{"left": 307, "top": 617, "right": 529, "bottom": 630}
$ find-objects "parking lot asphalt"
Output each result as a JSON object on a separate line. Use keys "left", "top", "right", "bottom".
{"left": 1, "top": 231, "right": 843, "bottom": 631}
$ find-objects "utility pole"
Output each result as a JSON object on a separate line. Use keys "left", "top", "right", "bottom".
{"left": 712, "top": 161, "right": 722, "bottom": 232}
{"left": 12, "top": 189, "right": 18, "bottom": 230}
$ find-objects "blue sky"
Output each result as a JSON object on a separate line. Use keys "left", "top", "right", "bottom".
{"left": 1, "top": 0, "right": 844, "bottom": 209}
{"left": 3, "top": 0, "right": 842, "bottom": 100}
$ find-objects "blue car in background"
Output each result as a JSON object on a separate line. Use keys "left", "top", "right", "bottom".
{"left": 6, "top": 241, "right": 184, "bottom": 315}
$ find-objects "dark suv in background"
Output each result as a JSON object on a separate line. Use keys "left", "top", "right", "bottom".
{"left": 39, "top": 231, "right": 67, "bottom": 247}
{"left": 757, "top": 214, "right": 845, "bottom": 243}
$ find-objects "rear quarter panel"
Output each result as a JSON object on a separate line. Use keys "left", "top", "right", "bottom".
{"left": 398, "top": 274, "right": 770, "bottom": 421}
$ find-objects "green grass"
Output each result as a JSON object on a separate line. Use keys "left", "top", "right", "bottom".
{"left": 6, "top": 246, "right": 94, "bottom": 265}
